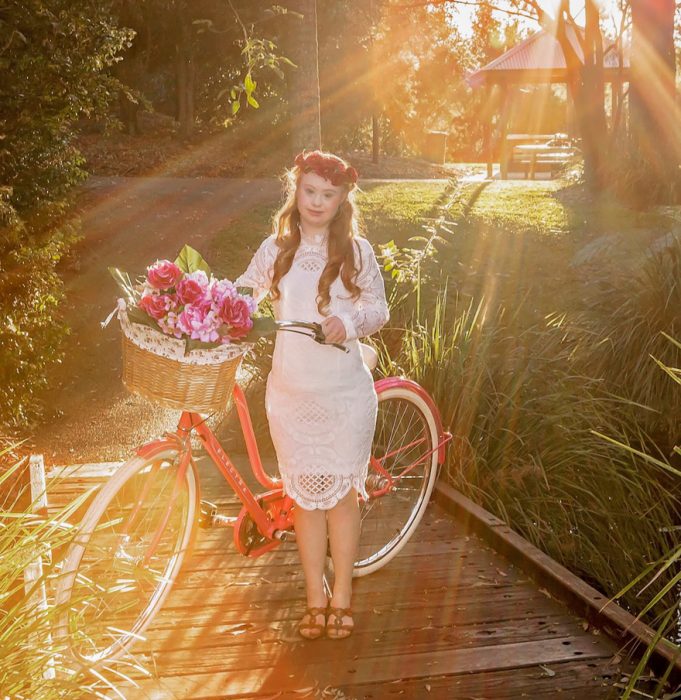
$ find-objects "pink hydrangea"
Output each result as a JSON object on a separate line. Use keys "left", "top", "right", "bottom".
{"left": 176, "top": 270, "right": 209, "bottom": 305}
{"left": 147, "top": 260, "right": 182, "bottom": 290}
{"left": 157, "top": 311, "right": 183, "bottom": 338}
{"left": 211, "top": 279, "right": 237, "bottom": 305}
{"left": 176, "top": 303, "right": 221, "bottom": 343}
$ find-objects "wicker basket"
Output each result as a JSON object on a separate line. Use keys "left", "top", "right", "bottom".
{"left": 118, "top": 301, "right": 246, "bottom": 413}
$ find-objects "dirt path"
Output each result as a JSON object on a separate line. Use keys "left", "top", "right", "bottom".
{"left": 30, "top": 176, "right": 282, "bottom": 465}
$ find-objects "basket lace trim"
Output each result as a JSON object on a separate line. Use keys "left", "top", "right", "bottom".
{"left": 117, "top": 300, "right": 246, "bottom": 366}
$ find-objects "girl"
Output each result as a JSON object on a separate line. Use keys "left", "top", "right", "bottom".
{"left": 235, "top": 150, "right": 389, "bottom": 640}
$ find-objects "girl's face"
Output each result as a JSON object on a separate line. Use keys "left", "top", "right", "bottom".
{"left": 296, "top": 171, "right": 346, "bottom": 231}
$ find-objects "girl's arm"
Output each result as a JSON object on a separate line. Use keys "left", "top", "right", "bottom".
{"left": 234, "top": 235, "right": 277, "bottom": 303}
{"left": 337, "top": 238, "right": 389, "bottom": 342}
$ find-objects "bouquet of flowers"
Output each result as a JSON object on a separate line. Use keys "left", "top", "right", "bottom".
{"left": 110, "top": 244, "right": 274, "bottom": 355}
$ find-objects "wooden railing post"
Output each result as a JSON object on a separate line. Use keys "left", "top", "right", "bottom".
{"left": 23, "top": 454, "right": 56, "bottom": 681}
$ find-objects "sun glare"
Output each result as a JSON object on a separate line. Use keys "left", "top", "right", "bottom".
{"left": 448, "top": 0, "right": 625, "bottom": 37}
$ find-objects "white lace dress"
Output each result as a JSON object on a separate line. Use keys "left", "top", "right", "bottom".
{"left": 235, "top": 232, "right": 389, "bottom": 510}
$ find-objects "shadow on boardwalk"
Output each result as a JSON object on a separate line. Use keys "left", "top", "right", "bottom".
{"left": 91, "top": 461, "right": 626, "bottom": 700}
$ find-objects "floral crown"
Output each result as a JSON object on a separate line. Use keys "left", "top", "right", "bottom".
{"left": 294, "top": 150, "right": 359, "bottom": 186}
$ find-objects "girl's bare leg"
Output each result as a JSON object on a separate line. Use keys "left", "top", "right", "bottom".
{"left": 294, "top": 505, "right": 329, "bottom": 636}
{"left": 326, "top": 488, "right": 360, "bottom": 636}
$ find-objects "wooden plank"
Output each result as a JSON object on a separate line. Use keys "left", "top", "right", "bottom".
{"left": 143, "top": 584, "right": 567, "bottom": 641}
{"left": 170, "top": 551, "right": 525, "bottom": 592}
{"left": 149, "top": 574, "right": 546, "bottom": 617}
{"left": 122, "top": 635, "right": 616, "bottom": 699}
{"left": 139, "top": 611, "right": 575, "bottom": 654}
{"left": 434, "top": 481, "right": 681, "bottom": 681}
{"left": 311, "top": 659, "right": 625, "bottom": 700}
{"left": 134, "top": 616, "right": 599, "bottom": 675}
{"left": 50, "top": 462, "right": 633, "bottom": 700}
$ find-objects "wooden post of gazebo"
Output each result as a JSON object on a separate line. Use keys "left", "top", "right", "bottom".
{"left": 498, "top": 83, "right": 512, "bottom": 180}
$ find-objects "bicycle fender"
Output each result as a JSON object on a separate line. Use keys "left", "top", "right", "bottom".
{"left": 136, "top": 438, "right": 181, "bottom": 460}
{"left": 374, "top": 377, "right": 448, "bottom": 464}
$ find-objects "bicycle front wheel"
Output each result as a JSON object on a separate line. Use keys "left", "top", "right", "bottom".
{"left": 354, "top": 382, "right": 440, "bottom": 576}
{"left": 55, "top": 445, "right": 198, "bottom": 664}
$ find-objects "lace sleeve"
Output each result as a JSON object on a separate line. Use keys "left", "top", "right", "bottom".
{"left": 338, "top": 238, "right": 389, "bottom": 341}
{"left": 234, "top": 235, "right": 277, "bottom": 303}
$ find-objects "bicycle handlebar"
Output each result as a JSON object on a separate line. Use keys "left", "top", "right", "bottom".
{"left": 273, "top": 320, "right": 349, "bottom": 353}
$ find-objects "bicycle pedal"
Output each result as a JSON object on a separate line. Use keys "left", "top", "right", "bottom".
{"left": 199, "top": 500, "right": 217, "bottom": 529}
{"left": 273, "top": 529, "right": 296, "bottom": 543}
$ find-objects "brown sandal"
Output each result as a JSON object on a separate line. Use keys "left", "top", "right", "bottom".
{"left": 298, "top": 605, "right": 328, "bottom": 640}
{"left": 326, "top": 606, "right": 354, "bottom": 640}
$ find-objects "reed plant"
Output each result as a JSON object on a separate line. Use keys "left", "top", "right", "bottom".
{"left": 0, "top": 451, "right": 146, "bottom": 699}
{"left": 377, "top": 289, "right": 680, "bottom": 612}
{"left": 599, "top": 337, "right": 681, "bottom": 698}
{"left": 577, "top": 234, "right": 681, "bottom": 451}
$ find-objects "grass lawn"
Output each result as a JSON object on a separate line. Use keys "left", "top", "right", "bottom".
{"left": 434, "top": 178, "right": 680, "bottom": 326}
{"left": 211, "top": 180, "right": 451, "bottom": 278}
{"left": 211, "top": 174, "right": 679, "bottom": 329}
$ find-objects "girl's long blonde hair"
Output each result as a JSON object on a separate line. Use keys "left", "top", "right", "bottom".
{"left": 270, "top": 152, "right": 362, "bottom": 315}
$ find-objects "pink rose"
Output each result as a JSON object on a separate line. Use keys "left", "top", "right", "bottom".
{"left": 138, "top": 293, "right": 176, "bottom": 320}
{"left": 218, "top": 296, "right": 253, "bottom": 339}
{"left": 147, "top": 260, "right": 182, "bottom": 290}
{"left": 176, "top": 271, "right": 209, "bottom": 305}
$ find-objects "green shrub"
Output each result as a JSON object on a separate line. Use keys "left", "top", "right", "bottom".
{"left": 0, "top": 1, "right": 132, "bottom": 427}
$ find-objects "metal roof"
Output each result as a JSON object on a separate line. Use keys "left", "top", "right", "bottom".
{"left": 467, "top": 24, "right": 629, "bottom": 88}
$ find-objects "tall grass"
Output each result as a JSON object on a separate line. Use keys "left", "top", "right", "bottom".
{"left": 604, "top": 337, "right": 681, "bottom": 698}
{"left": 377, "top": 290, "right": 681, "bottom": 612}
{"left": 0, "top": 452, "right": 146, "bottom": 698}
{"left": 577, "top": 234, "right": 681, "bottom": 450}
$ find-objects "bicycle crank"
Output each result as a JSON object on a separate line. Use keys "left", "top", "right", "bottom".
{"left": 233, "top": 492, "right": 292, "bottom": 557}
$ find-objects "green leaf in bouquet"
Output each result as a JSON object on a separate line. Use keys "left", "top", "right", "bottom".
{"left": 237, "top": 286, "right": 255, "bottom": 297}
{"left": 184, "top": 338, "right": 220, "bottom": 354}
{"left": 126, "top": 305, "right": 165, "bottom": 333}
{"left": 109, "top": 267, "right": 139, "bottom": 305}
{"left": 243, "top": 316, "right": 279, "bottom": 340}
{"left": 175, "top": 245, "right": 211, "bottom": 275}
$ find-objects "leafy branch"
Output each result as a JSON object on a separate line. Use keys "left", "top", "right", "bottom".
{"left": 220, "top": 0, "right": 294, "bottom": 117}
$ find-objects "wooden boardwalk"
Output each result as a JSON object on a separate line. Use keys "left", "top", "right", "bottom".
{"left": 48, "top": 458, "right": 631, "bottom": 699}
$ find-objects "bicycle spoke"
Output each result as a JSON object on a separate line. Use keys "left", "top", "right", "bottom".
{"left": 62, "top": 453, "right": 195, "bottom": 662}
{"left": 355, "top": 390, "right": 438, "bottom": 573}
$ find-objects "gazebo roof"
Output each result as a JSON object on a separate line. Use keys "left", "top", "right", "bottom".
{"left": 467, "top": 24, "right": 629, "bottom": 88}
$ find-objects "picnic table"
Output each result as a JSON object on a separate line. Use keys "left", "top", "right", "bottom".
{"left": 513, "top": 142, "right": 576, "bottom": 179}
{"left": 499, "top": 134, "right": 577, "bottom": 180}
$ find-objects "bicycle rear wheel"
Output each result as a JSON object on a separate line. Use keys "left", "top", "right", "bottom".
{"left": 354, "top": 382, "right": 440, "bottom": 576}
{"left": 55, "top": 445, "right": 198, "bottom": 664}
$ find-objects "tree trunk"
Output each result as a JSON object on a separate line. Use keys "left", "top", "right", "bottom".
{"left": 579, "top": 0, "right": 607, "bottom": 190}
{"left": 286, "top": 0, "right": 322, "bottom": 154}
{"left": 629, "top": 0, "right": 678, "bottom": 200}
{"left": 372, "top": 114, "right": 379, "bottom": 163}
{"left": 554, "top": 4, "right": 608, "bottom": 193}
{"left": 175, "top": 3, "right": 194, "bottom": 140}
{"left": 114, "top": 0, "right": 150, "bottom": 136}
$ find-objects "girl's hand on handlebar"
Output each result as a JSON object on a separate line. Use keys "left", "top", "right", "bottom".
{"left": 321, "top": 316, "right": 347, "bottom": 344}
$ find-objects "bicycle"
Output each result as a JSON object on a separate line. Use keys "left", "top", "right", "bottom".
{"left": 54, "top": 320, "right": 451, "bottom": 665}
